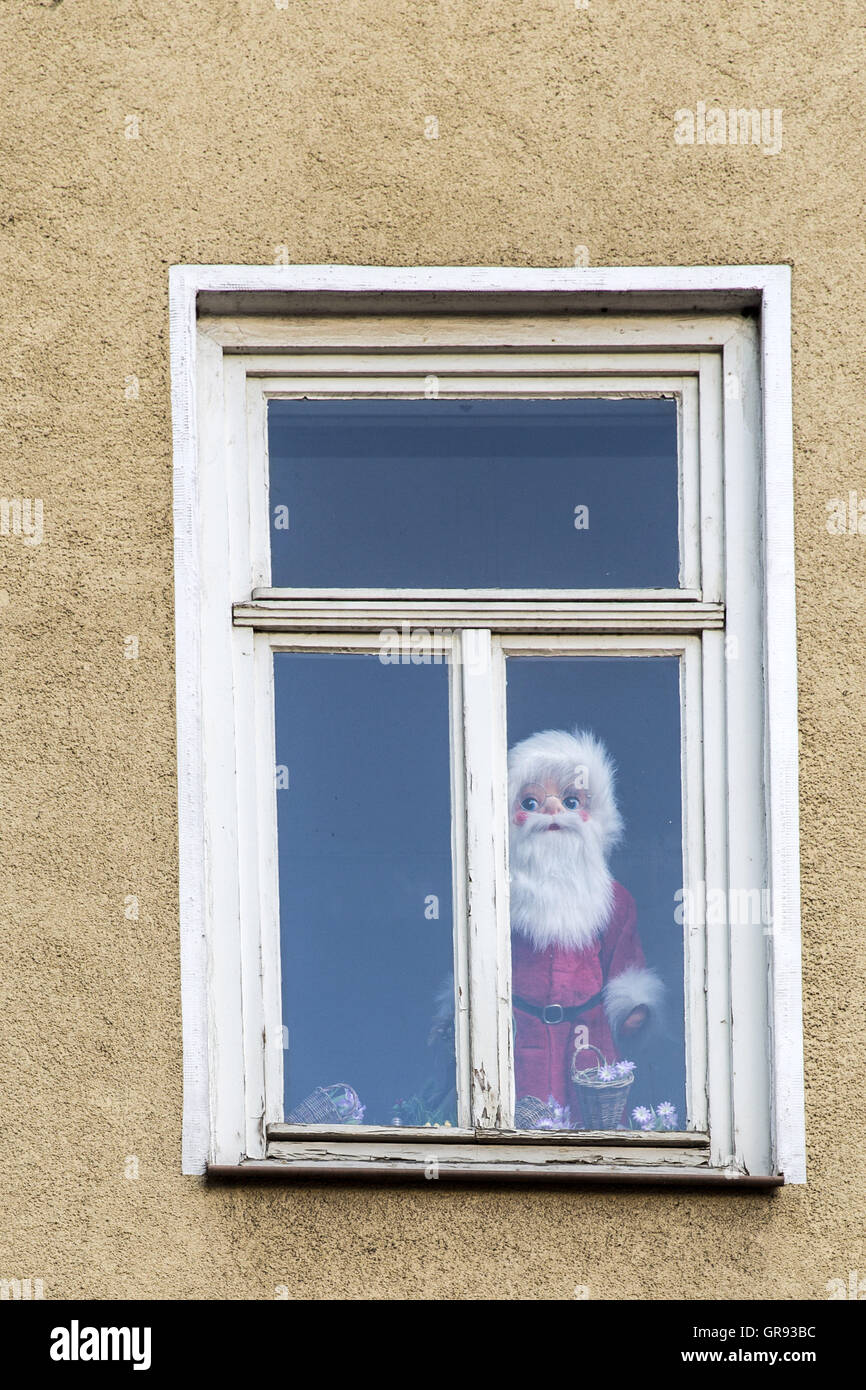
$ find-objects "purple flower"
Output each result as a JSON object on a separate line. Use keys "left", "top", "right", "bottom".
{"left": 632, "top": 1105, "right": 655, "bottom": 1131}
{"left": 614, "top": 1060, "right": 636, "bottom": 1076}
{"left": 536, "top": 1096, "right": 571, "bottom": 1129}
{"left": 597, "top": 1065, "right": 617, "bottom": 1081}
{"left": 656, "top": 1101, "right": 678, "bottom": 1130}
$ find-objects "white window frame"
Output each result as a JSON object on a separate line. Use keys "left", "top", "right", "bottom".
{"left": 170, "top": 265, "right": 804, "bottom": 1186}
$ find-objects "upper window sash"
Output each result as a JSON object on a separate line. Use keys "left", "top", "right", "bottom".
{"left": 227, "top": 351, "right": 716, "bottom": 602}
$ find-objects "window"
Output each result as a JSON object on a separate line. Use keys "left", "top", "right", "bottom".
{"left": 171, "top": 266, "right": 804, "bottom": 1184}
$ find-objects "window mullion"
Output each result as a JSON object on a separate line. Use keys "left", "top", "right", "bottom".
{"left": 461, "top": 629, "right": 514, "bottom": 1130}
{"left": 447, "top": 637, "right": 472, "bottom": 1130}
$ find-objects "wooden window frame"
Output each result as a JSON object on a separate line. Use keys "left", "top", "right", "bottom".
{"left": 170, "top": 265, "right": 804, "bottom": 1187}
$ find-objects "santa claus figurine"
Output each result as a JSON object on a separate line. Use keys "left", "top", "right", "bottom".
{"left": 508, "top": 728, "right": 663, "bottom": 1128}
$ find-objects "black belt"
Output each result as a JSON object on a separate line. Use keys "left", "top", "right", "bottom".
{"left": 513, "top": 992, "right": 603, "bottom": 1025}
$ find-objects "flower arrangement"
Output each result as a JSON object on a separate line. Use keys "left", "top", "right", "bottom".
{"left": 533, "top": 1096, "right": 572, "bottom": 1130}
{"left": 286, "top": 1083, "right": 365, "bottom": 1125}
{"left": 328, "top": 1084, "right": 366, "bottom": 1124}
{"left": 596, "top": 1059, "right": 636, "bottom": 1082}
{"left": 571, "top": 1045, "right": 636, "bottom": 1129}
{"left": 631, "top": 1100, "right": 679, "bottom": 1131}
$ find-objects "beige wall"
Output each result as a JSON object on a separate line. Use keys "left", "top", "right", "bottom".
{"left": 2, "top": 0, "right": 863, "bottom": 1299}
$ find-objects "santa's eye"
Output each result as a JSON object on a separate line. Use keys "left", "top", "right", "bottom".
{"left": 520, "top": 796, "right": 540, "bottom": 812}
{"left": 563, "top": 795, "right": 580, "bottom": 810}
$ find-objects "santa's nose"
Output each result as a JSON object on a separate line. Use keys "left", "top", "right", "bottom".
{"left": 541, "top": 797, "right": 563, "bottom": 815}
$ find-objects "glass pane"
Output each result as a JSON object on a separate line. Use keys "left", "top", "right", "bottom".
{"left": 269, "top": 397, "right": 678, "bottom": 589}
{"left": 506, "top": 657, "right": 685, "bottom": 1132}
{"left": 274, "top": 652, "right": 457, "bottom": 1128}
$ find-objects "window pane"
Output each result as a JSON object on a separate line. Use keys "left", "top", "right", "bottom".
{"left": 506, "top": 657, "right": 685, "bottom": 1132}
{"left": 269, "top": 397, "right": 678, "bottom": 589}
{"left": 274, "top": 652, "right": 457, "bottom": 1128}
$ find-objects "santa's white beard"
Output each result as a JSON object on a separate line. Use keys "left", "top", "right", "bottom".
{"left": 509, "top": 819, "right": 614, "bottom": 951}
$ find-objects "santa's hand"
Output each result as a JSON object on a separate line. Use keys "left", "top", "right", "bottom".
{"left": 621, "top": 1005, "right": 649, "bottom": 1033}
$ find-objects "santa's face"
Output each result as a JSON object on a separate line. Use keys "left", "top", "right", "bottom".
{"left": 513, "top": 777, "right": 591, "bottom": 831}
{"left": 507, "top": 740, "right": 616, "bottom": 950}
{"left": 511, "top": 771, "right": 602, "bottom": 876}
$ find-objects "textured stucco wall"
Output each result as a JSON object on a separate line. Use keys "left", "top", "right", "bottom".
{"left": 1, "top": 0, "right": 864, "bottom": 1300}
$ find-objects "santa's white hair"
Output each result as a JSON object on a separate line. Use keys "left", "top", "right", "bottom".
{"left": 507, "top": 728, "right": 623, "bottom": 951}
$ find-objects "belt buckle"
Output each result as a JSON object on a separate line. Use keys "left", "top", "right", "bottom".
{"left": 542, "top": 1003, "right": 565, "bottom": 1025}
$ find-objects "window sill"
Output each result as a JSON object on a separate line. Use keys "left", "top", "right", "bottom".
{"left": 207, "top": 1159, "right": 783, "bottom": 1188}
{"left": 206, "top": 1131, "right": 783, "bottom": 1187}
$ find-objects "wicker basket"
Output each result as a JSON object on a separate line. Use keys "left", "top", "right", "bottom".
{"left": 571, "top": 1045, "right": 634, "bottom": 1130}
{"left": 286, "top": 1084, "right": 362, "bottom": 1125}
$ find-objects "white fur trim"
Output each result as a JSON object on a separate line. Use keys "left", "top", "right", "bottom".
{"left": 603, "top": 967, "right": 665, "bottom": 1035}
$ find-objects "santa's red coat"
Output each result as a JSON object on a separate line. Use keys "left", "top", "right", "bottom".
{"left": 511, "top": 880, "right": 646, "bottom": 1124}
